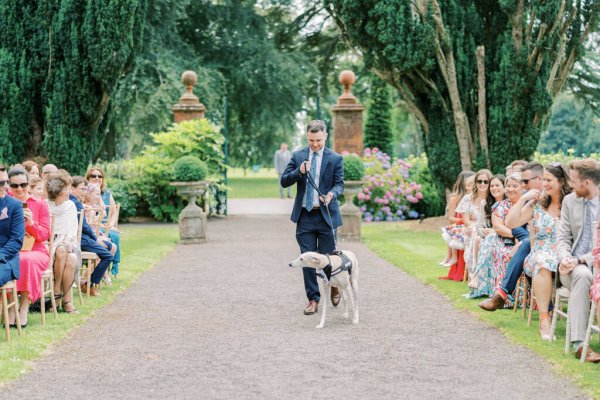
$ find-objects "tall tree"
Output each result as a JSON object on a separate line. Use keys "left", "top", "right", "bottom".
{"left": 364, "top": 76, "right": 393, "bottom": 155}
{"left": 325, "top": 0, "right": 600, "bottom": 188}
{"left": 0, "top": 1, "right": 146, "bottom": 172}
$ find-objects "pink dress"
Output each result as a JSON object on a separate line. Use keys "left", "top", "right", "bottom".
{"left": 17, "top": 197, "right": 50, "bottom": 302}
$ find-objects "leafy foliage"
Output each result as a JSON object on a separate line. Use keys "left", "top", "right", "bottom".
{"left": 0, "top": 1, "right": 146, "bottom": 172}
{"left": 343, "top": 154, "right": 365, "bottom": 180}
{"left": 173, "top": 156, "right": 208, "bottom": 182}
{"left": 127, "top": 119, "right": 225, "bottom": 221}
{"left": 364, "top": 76, "right": 393, "bottom": 156}
{"left": 326, "top": 0, "right": 600, "bottom": 192}
{"left": 538, "top": 95, "right": 600, "bottom": 156}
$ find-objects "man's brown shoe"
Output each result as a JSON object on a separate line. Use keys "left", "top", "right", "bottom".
{"left": 479, "top": 293, "right": 505, "bottom": 312}
{"left": 80, "top": 283, "right": 99, "bottom": 297}
{"left": 331, "top": 287, "right": 341, "bottom": 307}
{"left": 304, "top": 300, "right": 319, "bottom": 315}
{"left": 575, "top": 347, "right": 600, "bottom": 363}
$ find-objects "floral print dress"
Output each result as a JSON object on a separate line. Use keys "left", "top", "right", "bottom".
{"left": 469, "top": 199, "right": 513, "bottom": 298}
{"left": 589, "top": 223, "right": 600, "bottom": 302}
{"left": 523, "top": 204, "right": 558, "bottom": 278}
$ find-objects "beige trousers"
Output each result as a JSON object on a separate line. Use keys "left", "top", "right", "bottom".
{"left": 559, "top": 264, "right": 593, "bottom": 342}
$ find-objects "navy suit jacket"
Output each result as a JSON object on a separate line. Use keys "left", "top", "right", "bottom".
{"left": 69, "top": 195, "right": 97, "bottom": 245}
{"left": 0, "top": 195, "right": 25, "bottom": 278}
{"left": 281, "top": 146, "right": 344, "bottom": 228}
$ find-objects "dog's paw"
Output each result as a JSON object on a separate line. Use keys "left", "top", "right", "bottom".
{"left": 316, "top": 323, "right": 324, "bottom": 329}
{"left": 352, "top": 317, "right": 359, "bottom": 324}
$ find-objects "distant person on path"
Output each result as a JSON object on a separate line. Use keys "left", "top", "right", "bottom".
{"left": 274, "top": 143, "right": 292, "bottom": 198}
{"left": 281, "top": 120, "right": 344, "bottom": 315}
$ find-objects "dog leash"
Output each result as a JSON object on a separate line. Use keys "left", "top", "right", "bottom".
{"left": 303, "top": 161, "right": 337, "bottom": 249}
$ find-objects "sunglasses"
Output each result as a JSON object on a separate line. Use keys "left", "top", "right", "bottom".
{"left": 89, "top": 174, "right": 103, "bottom": 179}
{"left": 476, "top": 180, "right": 489, "bottom": 185}
{"left": 9, "top": 182, "right": 28, "bottom": 189}
{"left": 0, "top": 165, "right": 5, "bottom": 171}
{"left": 522, "top": 176, "right": 540, "bottom": 185}
{"left": 0, "top": 180, "right": 8, "bottom": 186}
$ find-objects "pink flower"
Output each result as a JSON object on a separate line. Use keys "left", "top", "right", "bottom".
{"left": 416, "top": 192, "right": 423, "bottom": 200}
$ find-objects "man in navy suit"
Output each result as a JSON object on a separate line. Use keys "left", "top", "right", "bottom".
{"left": 0, "top": 165, "right": 25, "bottom": 287}
{"left": 281, "top": 120, "right": 344, "bottom": 315}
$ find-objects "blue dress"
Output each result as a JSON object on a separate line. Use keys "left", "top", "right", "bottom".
{"left": 0, "top": 195, "right": 25, "bottom": 286}
{"left": 101, "top": 190, "right": 121, "bottom": 275}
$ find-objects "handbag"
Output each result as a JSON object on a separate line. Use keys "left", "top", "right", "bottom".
{"left": 21, "top": 234, "right": 35, "bottom": 252}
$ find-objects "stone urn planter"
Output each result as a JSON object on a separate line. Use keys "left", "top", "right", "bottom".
{"left": 338, "top": 180, "right": 365, "bottom": 242}
{"left": 170, "top": 181, "right": 208, "bottom": 244}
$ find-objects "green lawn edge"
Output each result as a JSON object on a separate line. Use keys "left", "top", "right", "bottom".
{"left": 0, "top": 224, "right": 178, "bottom": 385}
{"left": 362, "top": 222, "right": 600, "bottom": 399}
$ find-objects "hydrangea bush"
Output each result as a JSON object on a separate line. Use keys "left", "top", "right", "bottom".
{"left": 356, "top": 148, "right": 423, "bottom": 222}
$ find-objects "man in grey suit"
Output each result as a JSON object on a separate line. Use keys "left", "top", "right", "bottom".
{"left": 274, "top": 143, "right": 292, "bottom": 198}
{"left": 557, "top": 159, "right": 600, "bottom": 362}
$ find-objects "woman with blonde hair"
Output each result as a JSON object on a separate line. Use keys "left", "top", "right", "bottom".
{"left": 86, "top": 166, "right": 120, "bottom": 277}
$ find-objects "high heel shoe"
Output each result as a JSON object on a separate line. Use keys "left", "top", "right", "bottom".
{"left": 539, "top": 313, "right": 553, "bottom": 341}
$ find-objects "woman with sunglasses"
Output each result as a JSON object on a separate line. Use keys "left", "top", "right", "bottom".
{"left": 469, "top": 174, "right": 507, "bottom": 298}
{"left": 85, "top": 166, "right": 120, "bottom": 277}
{"left": 511, "top": 163, "right": 571, "bottom": 340}
{"left": 463, "top": 169, "right": 493, "bottom": 282}
{"left": 6, "top": 166, "right": 50, "bottom": 327}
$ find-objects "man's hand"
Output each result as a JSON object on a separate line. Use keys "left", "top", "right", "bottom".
{"left": 320, "top": 192, "right": 334, "bottom": 206}
{"left": 521, "top": 189, "right": 541, "bottom": 203}
{"left": 559, "top": 256, "right": 577, "bottom": 275}
{"left": 300, "top": 160, "right": 311, "bottom": 175}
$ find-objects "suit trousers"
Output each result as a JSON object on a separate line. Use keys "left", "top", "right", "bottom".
{"left": 81, "top": 240, "right": 114, "bottom": 285}
{"left": 559, "top": 264, "right": 593, "bottom": 342}
{"left": 499, "top": 228, "right": 531, "bottom": 295}
{"left": 0, "top": 263, "right": 16, "bottom": 287}
{"left": 296, "top": 208, "right": 336, "bottom": 302}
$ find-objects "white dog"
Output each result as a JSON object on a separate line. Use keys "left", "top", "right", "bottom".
{"left": 289, "top": 250, "right": 359, "bottom": 329}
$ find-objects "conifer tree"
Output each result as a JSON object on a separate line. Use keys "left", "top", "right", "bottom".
{"left": 364, "top": 76, "right": 393, "bottom": 156}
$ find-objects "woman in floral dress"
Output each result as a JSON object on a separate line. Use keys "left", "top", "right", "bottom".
{"left": 512, "top": 163, "right": 571, "bottom": 340}
{"left": 590, "top": 223, "right": 600, "bottom": 326}
{"left": 469, "top": 175, "right": 506, "bottom": 298}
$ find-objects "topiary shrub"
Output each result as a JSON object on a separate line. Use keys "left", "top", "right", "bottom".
{"left": 343, "top": 154, "right": 365, "bottom": 181}
{"left": 173, "top": 155, "right": 208, "bottom": 182}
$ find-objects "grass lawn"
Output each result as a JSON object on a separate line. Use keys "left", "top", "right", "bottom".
{"left": 362, "top": 222, "right": 600, "bottom": 399}
{"left": 228, "top": 176, "right": 296, "bottom": 198}
{"left": 0, "top": 224, "right": 178, "bottom": 384}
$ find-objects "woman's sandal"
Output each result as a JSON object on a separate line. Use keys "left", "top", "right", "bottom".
{"left": 61, "top": 300, "right": 78, "bottom": 314}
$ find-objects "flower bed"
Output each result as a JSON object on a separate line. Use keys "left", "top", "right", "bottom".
{"left": 356, "top": 148, "right": 423, "bottom": 222}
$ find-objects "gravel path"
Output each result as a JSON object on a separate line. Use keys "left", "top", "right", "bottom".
{"left": 0, "top": 215, "right": 585, "bottom": 399}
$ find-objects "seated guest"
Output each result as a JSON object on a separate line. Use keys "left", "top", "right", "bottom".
{"left": 0, "top": 165, "right": 25, "bottom": 289}
{"left": 7, "top": 167, "right": 50, "bottom": 328}
{"left": 556, "top": 159, "right": 600, "bottom": 362}
{"left": 41, "top": 164, "right": 58, "bottom": 179}
{"left": 510, "top": 163, "right": 571, "bottom": 339}
{"left": 21, "top": 160, "right": 41, "bottom": 178}
{"left": 28, "top": 176, "right": 46, "bottom": 200}
{"left": 479, "top": 161, "right": 545, "bottom": 311}
{"left": 440, "top": 171, "right": 474, "bottom": 266}
{"left": 83, "top": 183, "right": 106, "bottom": 225}
{"left": 463, "top": 170, "right": 492, "bottom": 280}
{"left": 86, "top": 166, "right": 121, "bottom": 277}
{"left": 505, "top": 160, "right": 527, "bottom": 176}
{"left": 590, "top": 224, "right": 600, "bottom": 335}
{"left": 469, "top": 174, "right": 506, "bottom": 298}
{"left": 71, "top": 176, "right": 115, "bottom": 295}
{"left": 46, "top": 172, "right": 80, "bottom": 313}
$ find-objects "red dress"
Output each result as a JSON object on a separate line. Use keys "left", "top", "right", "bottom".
{"left": 17, "top": 197, "right": 50, "bottom": 302}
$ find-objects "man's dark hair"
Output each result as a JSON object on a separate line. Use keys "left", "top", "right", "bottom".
{"left": 521, "top": 161, "right": 543, "bottom": 176}
{"left": 306, "top": 120, "right": 326, "bottom": 134}
{"left": 72, "top": 175, "right": 87, "bottom": 188}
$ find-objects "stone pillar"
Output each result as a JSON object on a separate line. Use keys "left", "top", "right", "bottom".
{"left": 331, "top": 70, "right": 364, "bottom": 154}
{"left": 172, "top": 70, "right": 206, "bottom": 122}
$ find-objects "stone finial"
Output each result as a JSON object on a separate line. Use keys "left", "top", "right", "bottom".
{"left": 172, "top": 70, "right": 206, "bottom": 122}
{"left": 337, "top": 70, "right": 357, "bottom": 104}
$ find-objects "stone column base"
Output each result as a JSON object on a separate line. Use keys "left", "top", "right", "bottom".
{"left": 339, "top": 210, "right": 361, "bottom": 242}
